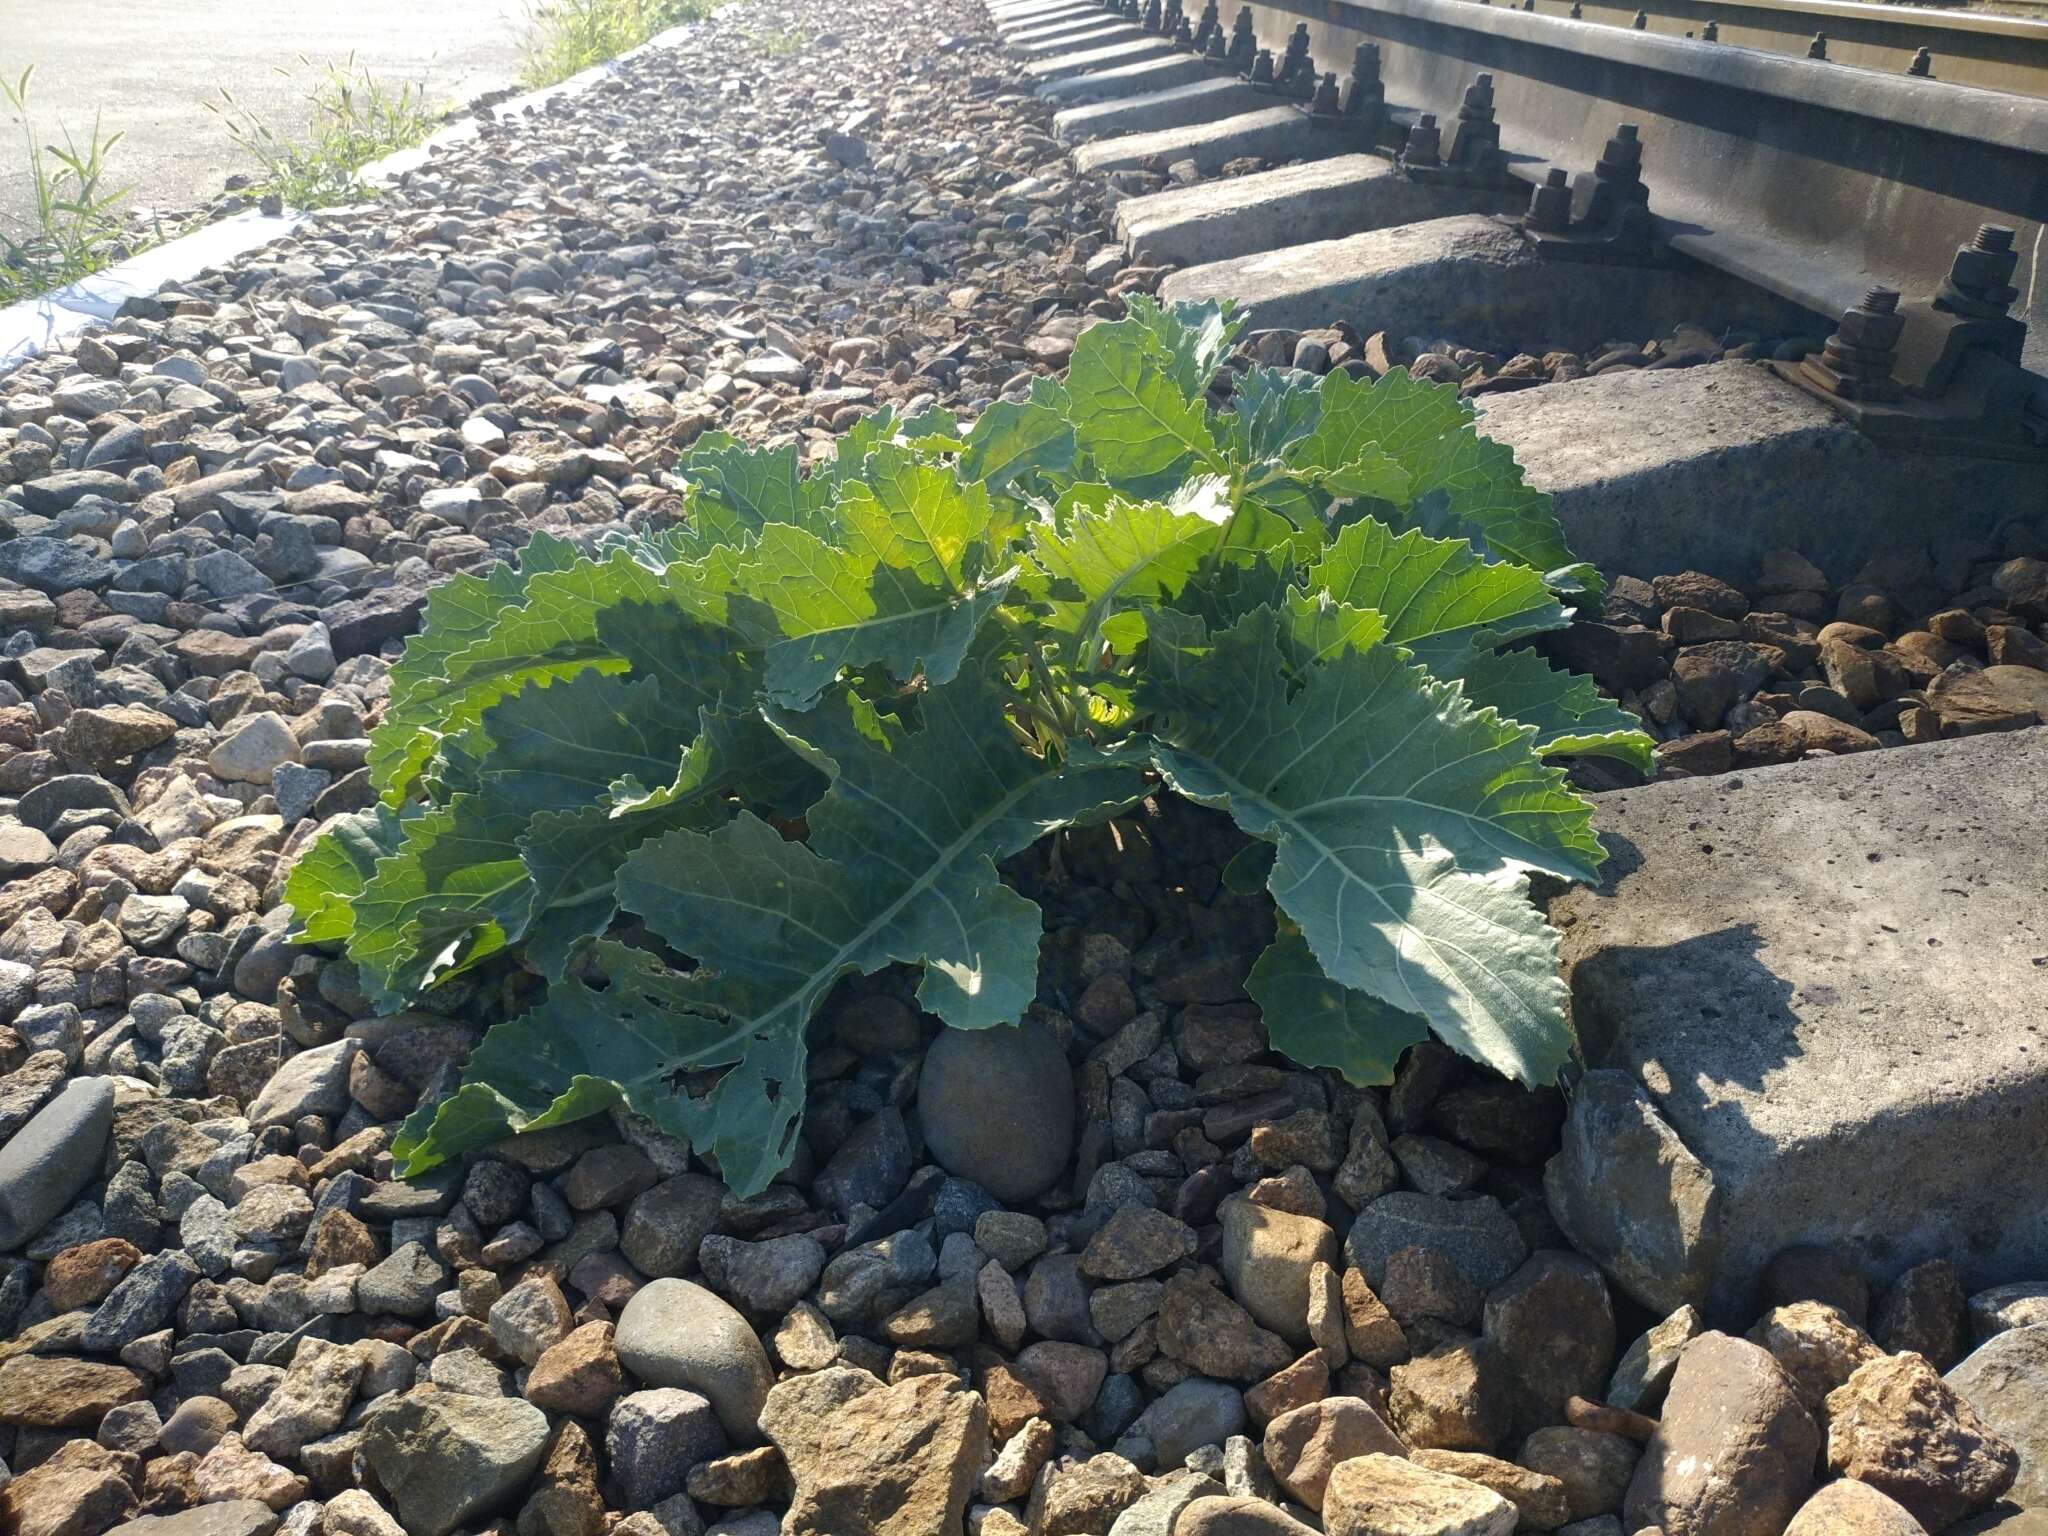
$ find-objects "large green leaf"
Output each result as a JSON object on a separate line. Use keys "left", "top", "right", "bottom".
{"left": 1452, "top": 646, "right": 1655, "bottom": 772}
{"left": 390, "top": 942, "right": 776, "bottom": 1183}
{"left": 1220, "top": 365, "right": 1324, "bottom": 467}
{"left": 1286, "top": 369, "right": 1573, "bottom": 574}
{"left": 1305, "top": 517, "right": 1566, "bottom": 670}
{"left": 607, "top": 673, "right": 1147, "bottom": 1192}
{"left": 1247, "top": 928, "right": 1430, "bottom": 1087}
{"left": 1142, "top": 609, "right": 1593, "bottom": 1084}
{"left": 960, "top": 380, "right": 1076, "bottom": 495}
{"left": 284, "top": 803, "right": 412, "bottom": 944}
{"left": 1066, "top": 305, "right": 1224, "bottom": 495}
{"left": 369, "top": 546, "right": 667, "bottom": 803}
{"left": 348, "top": 797, "right": 525, "bottom": 1008}
{"left": 1119, "top": 294, "right": 1242, "bottom": 401}
{"left": 1024, "top": 495, "right": 1227, "bottom": 657}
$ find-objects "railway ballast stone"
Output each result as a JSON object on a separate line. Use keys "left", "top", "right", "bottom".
{"left": 1549, "top": 726, "right": 2048, "bottom": 1318}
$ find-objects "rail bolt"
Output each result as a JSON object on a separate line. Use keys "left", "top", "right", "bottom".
{"left": 1405, "top": 113, "right": 1444, "bottom": 166}
{"left": 1249, "top": 47, "right": 1276, "bottom": 84}
{"left": 1702, "top": 19, "right": 1718, "bottom": 40}
{"left": 1311, "top": 71, "right": 1341, "bottom": 114}
{"left": 1908, "top": 46, "right": 1933, "bottom": 75}
{"left": 1945, "top": 224, "right": 2021, "bottom": 310}
{"left": 1528, "top": 167, "right": 1573, "bottom": 232}
{"left": 1808, "top": 31, "right": 1828, "bottom": 59}
{"left": 1631, "top": 9, "right": 1647, "bottom": 28}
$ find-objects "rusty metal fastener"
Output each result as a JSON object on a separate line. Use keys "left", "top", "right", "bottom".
{"left": 1908, "top": 46, "right": 1933, "bottom": 75}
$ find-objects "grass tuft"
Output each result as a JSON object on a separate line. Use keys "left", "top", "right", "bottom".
{"left": 516, "top": 0, "right": 715, "bottom": 89}
{"left": 0, "top": 66, "right": 134, "bottom": 304}
{"left": 206, "top": 54, "right": 440, "bottom": 212}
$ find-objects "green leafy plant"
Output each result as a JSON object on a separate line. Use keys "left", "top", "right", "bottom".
{"left": 514, "top": 0, "right": 713, "bottom": 89}
{"left": 205, "top": 55, "right": 439, "bottom": 211}
{"left": 1, "top": 66, "right": 135, "bottom": 304}
{"left": 288, "top": 299, "right": 1651, "bottom": 1195}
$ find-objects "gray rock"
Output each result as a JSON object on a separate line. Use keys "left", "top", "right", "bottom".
{"left": 622, "top": 1173, "right": 725, "bottom": 1278}
{"left": 246, "top": 1040, "right": 355, "bottom": 1127}
{"left": 812, "top": 1107, "right": 914, "bottom": 1219}
{"left": 358, "top": 1242, "right": 447, "bottom": 1319}
{"left": 917, "top": 1019, "right": 1074, "bottom": 1202}
{"left": 207, "top": 712, "right": 299, "bottom": 784}
{"left": 699, "top": 1234, "right": 827, "bottom": 1315}
{"left": 1946, "top": 1327, "right": 2048, "bottom": 1511}
{"left": 359, "top": 1390, "right": 550, "bottom": 1536}
{"left": 1544, "top": 1071, "right": 1721, "bottom": 1315}
{"left": 86, "top": 1249, "right": 199, "bottom": 1351}
{"left": 1131, "top": 1378, "right": 1246, "bottom": 1468}
{"left": 615, "top": 1278, "right": 774, "bottom": 1443}
{"left": 1110, "top": 1468, "right": 1227, "bottom": 1536}
{"left": 607, "top": 1388, "right": 729, "bottom": 1507}
{"left": 0, "top": 1075, "right": 114, "bottom": 1250}
{"left": 0, "top": 535, "right": 113, "bottom": 594}
{"left": 1346, "top": 1192, "right": 1529, "bottom": 1294}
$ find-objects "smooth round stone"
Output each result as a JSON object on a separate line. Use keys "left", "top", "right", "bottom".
{"left": 916, "top": 1020, "right": 1075, "bottom": 1203}
{"left": 614, "top": 1278, "right": 773, "bottom": 1443}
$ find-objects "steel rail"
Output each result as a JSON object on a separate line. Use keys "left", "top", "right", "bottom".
{"left": 1542, "top": 0, "right": 2048, "bottom": 98}
{"left": 1206, "top": 0, "right": 2048, "bottom": 394}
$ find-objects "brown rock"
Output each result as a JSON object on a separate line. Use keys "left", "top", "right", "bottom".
{"left": 1782, "top": 1481, "right": 1930, "bottom": 1536}
{"left": 518, "top": 1421, "right": 604, "bottom": 1536}
{"left": 1178, "top": 1496, "right": 1322, "bottom": 1535}
{"left": 1389, "top": 1339, "right": 1514, "bottom": 1453}
{"left": 1325, "top": 1453, "right": 1519, "bottom": 1536}
{"left": 774, "top": 1370, "right": 988, "bottom": 1536}
{"left": 687, "top": 1445, "right": 791, "bottom": 1506}
{"left": 1925, "top": 665, "right": 2048, "bottom": 735}
{"left": 1411, "top": 1449, "right": 1571, "bottom": 1531}
{"left": 1624, "top": 1332, "right": 1819, "bottom": 1536}
{"left": 41, "top": 1238, "right": 143, "bottom": 1310}
{"left": 1518, "top": 1426, "right": 1640, "bottom": 1522}
{"left": 1160, "top": 1272, "right": 1293, "bottom": 1382}
{"left": 1342, "top": 1266, "right": 1411, "bottom": 1369}
{"left": 193, "top": 1434, "right": 310, "bottom": 1510}
{"left": 1244, "top": 1351, "right": 1329, "bottom": 1428}
{"left": 305, "top": 1210, "right": 382, "bottom": 1277}
{"left": 1262, "top": 1394, "right": 1405, "bottom": 1510}
{"left": 1029, "top": 1452, "right": 1148, "bottom": 1536}
{"left": 0, "top": 1439, "right": 138, "bottom": 1536}
{"left": 1483, "top": 1251, "right": 1616, "bottom": 1422}
{"left": 0, "top": 1354, "right": 147, "bottom": 1426}
{"left": 1824, "top": 1352, "right": 2018, "bottom": 1531}
{"left": 1747, "top": 1301, "right": 1883, "bottom": 1415}
{"left": 1384, "top": 1245, "right": 1484, "bottom": 1329}
{"left": 525, "top": 1321, "right": 624, "bottom": 1417}
{"left": 1219, "top": 1193, "right": 1340, "bottom": 1344}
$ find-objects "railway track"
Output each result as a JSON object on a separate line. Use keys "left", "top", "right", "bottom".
{"left": 998, "top": 0, "right": 2048, "bottom": 580}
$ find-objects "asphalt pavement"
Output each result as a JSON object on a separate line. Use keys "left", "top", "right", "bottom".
{"left": 2, "top": 0, "right": 526, "bottom": 242}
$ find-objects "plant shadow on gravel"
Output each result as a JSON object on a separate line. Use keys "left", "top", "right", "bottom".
{"left": 286, "top": 297, "right": 1656, "bottom": 1197}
